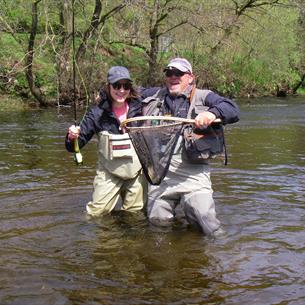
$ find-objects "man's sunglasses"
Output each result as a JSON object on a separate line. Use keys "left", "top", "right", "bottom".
{"left": 165, "top": 69, "right": 187, "bottom": 78}
{"left": 111, "top": 82, "right": 132, "bottom": 90}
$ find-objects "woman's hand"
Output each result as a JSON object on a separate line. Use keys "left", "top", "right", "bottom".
{"left": 194, "top": 111, "right": 217, "bottom": 128}
{"left": 68, "top": 125, "right": 80, "bottom": 140}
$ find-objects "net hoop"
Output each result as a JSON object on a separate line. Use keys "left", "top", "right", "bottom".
{"left": 121, "top": 116, "right": 221, "bottom": 131}
{"left": 120, "top": 116, "right": 223, "bottom": 185}
{"left": 121, "top": 116, "right": 194, "bottom": 131}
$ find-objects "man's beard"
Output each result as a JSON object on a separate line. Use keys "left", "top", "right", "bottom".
{"left": 168, "top": 88, "right": 179, "bottom": 96}
{"left": 168, "top": 84, "right": 192, "bottom": 97}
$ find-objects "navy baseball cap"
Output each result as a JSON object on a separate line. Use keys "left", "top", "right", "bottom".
{"left": 107, "top": 66, "right": 132, "bottom": 84}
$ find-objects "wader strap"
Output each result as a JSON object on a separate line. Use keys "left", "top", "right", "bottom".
{"left": 189, "top": 84, "right": 196, "bottom": 105}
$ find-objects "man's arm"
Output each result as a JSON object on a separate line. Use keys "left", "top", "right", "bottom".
{"left": 139, "top": 86, "right": 161, "bottom": 99}
{"left": 204, "top": 92, "right": 240, "bottom": 125}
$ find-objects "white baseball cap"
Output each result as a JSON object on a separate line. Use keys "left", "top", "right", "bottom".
{"left": 164, "top": 58, "right": 192, "bottom": 73}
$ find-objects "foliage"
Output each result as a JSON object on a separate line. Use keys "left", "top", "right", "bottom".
{"left": 0, "top": 0, "right": 304, "bottom": 107}
{"left": 0, "top": 94, "right": 31, "bottom": 111}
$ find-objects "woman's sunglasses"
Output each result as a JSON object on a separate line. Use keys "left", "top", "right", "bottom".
{"left": 165, "top": 69, "right": 186, "bottom": 78}
{"left": 111, "top": 82, "right": 132, "bottom": 90}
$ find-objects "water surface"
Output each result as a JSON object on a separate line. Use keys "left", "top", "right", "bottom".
{"left": 0, "top": 96, "right": 304, "bottom": 305}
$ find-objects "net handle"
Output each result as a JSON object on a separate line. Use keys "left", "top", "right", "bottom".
{"left": 120, "top": 115, "right": 221, "bottom": 129}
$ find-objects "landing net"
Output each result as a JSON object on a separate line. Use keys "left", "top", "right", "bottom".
{"left": 121, "top": 116, "right": 194, "bottom": 185}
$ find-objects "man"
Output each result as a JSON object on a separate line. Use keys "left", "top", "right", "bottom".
{"left": 141, "top": 58, "right": 240, "bottom": 235}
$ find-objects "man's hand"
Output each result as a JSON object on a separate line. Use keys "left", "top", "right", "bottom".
{"left": 194, "top": 111, "right": 217, "bottom": 128}
{"left": 68, "top": 125, "right": 80, "bottom": 140}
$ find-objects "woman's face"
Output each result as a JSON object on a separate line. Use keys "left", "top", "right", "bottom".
{"left": 109, "top": 80, "right": 132, "bottom": 106}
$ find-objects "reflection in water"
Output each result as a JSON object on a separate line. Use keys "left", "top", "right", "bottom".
{"left": 0, "top": 97, "right": 304, "bottom": 305}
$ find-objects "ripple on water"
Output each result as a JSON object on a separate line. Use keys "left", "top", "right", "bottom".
{"left": 1, "top": 101, "right": 305, "bottom": 305}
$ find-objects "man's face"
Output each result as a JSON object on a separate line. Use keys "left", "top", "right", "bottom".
{"left": 165, "top": 69, "right": 194, "bottom": 96}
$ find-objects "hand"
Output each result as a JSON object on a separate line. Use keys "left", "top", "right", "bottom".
{"left": 95, "top": 92, "right": 101, "bottom": 103}
{"left": 194, "top": 111, "right": 217, "bottom": 128}
{"left": 68, "top": 125, "right": 80, "bottom": 140}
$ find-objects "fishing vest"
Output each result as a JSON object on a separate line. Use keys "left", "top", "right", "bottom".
{"left": 97, "top": 131, "right": 142, "bottom": 179}
{"left": 142, "top": 88, "right": 226, "bottom": 164}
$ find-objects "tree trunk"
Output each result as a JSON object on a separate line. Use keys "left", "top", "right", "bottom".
{"left": 292, "top": 1, "right": 305, "bottom": 94}
{"left": 25, "top": 0, "right": 49, "bottom": 107}
{"left": 57, "top": 0, "right": 73, "bottom": 104}
{"left": 75, "top": 1, "right": 125, "bottom": 62}
{"left": 148, "top": 26, "right": 159, "bottom": 85}
{"left": 76, "top": 0, "right": 102, "bottom": 62}
{"left": 292, "top": 73, "right": 305, "bottom": 94}
{"left": 147, "top": 0, "right": 160, "bottom": 86}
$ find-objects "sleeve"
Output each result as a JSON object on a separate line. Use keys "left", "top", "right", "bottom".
{"left": 65, "top": 106, "right": 101, "bottom": 152}
{"left": 139, "top": 86, "right": 161, "bottom": 99}
{"left": 205, "top": 92, "right": 240, "bottom": 124}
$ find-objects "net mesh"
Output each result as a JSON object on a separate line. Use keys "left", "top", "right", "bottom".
{"left": 123, "top": 117, "right": 185, "bottom": 185}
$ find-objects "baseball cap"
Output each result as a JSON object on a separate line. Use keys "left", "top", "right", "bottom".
{"left": 164, "top": 58, "right": 192, "bottom": 73}
{"left": 107, "top": 66, "right": 132, "bottom": 84}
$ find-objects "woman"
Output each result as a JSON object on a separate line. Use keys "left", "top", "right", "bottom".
{"left": 65, "top": 66, "right": 147, "bottom": 216}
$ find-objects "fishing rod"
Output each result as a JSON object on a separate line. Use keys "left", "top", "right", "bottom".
{"left": 72, "top": 0, "right": 82, "bottom": 165}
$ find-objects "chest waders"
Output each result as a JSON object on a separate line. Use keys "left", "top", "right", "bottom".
{"left": 97, "top": 131, "right": 142, "bottom": 180}
{"left": 86, "top": 131, "right": 146, "bottom": 217}
{"left": 142, "top": 88, "right": 226, "bottom": 164}
{"left": 142, "top": 88, "right": 222, "bottom": 234}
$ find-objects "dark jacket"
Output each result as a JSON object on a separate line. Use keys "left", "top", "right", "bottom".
{"left": 140, "top": 87, "right": 240, "bottom": 124}
{"left": 65, "top": 91, "right": 142, "bottom": 152}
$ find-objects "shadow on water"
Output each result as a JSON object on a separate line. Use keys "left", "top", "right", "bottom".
{"left": 0, "top": 96, "right": 305, "bottom": 305}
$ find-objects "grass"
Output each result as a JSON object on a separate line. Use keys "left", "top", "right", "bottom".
{"left": 0, "top": 94, "right": 33, "bottom": 111}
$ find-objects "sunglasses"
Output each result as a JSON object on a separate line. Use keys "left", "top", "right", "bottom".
{"left": 111, "top": 82, "right": 132, "bottom": 90}
{"left": 165, "top": 69, "right": 186, "bottom": 78}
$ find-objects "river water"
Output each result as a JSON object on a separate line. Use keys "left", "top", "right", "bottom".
{"left": 0, "top": 96, "right": 304, "bottom": 305}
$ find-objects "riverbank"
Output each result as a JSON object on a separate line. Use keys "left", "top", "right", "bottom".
{"left": 1, "top": 97, "right": 304, "bottom": 305}
{"left": 0, "top": 94, "right": 33, "bottom": 111}
{"left": 1, "top": 92, "right": 304, "bottom": 112}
